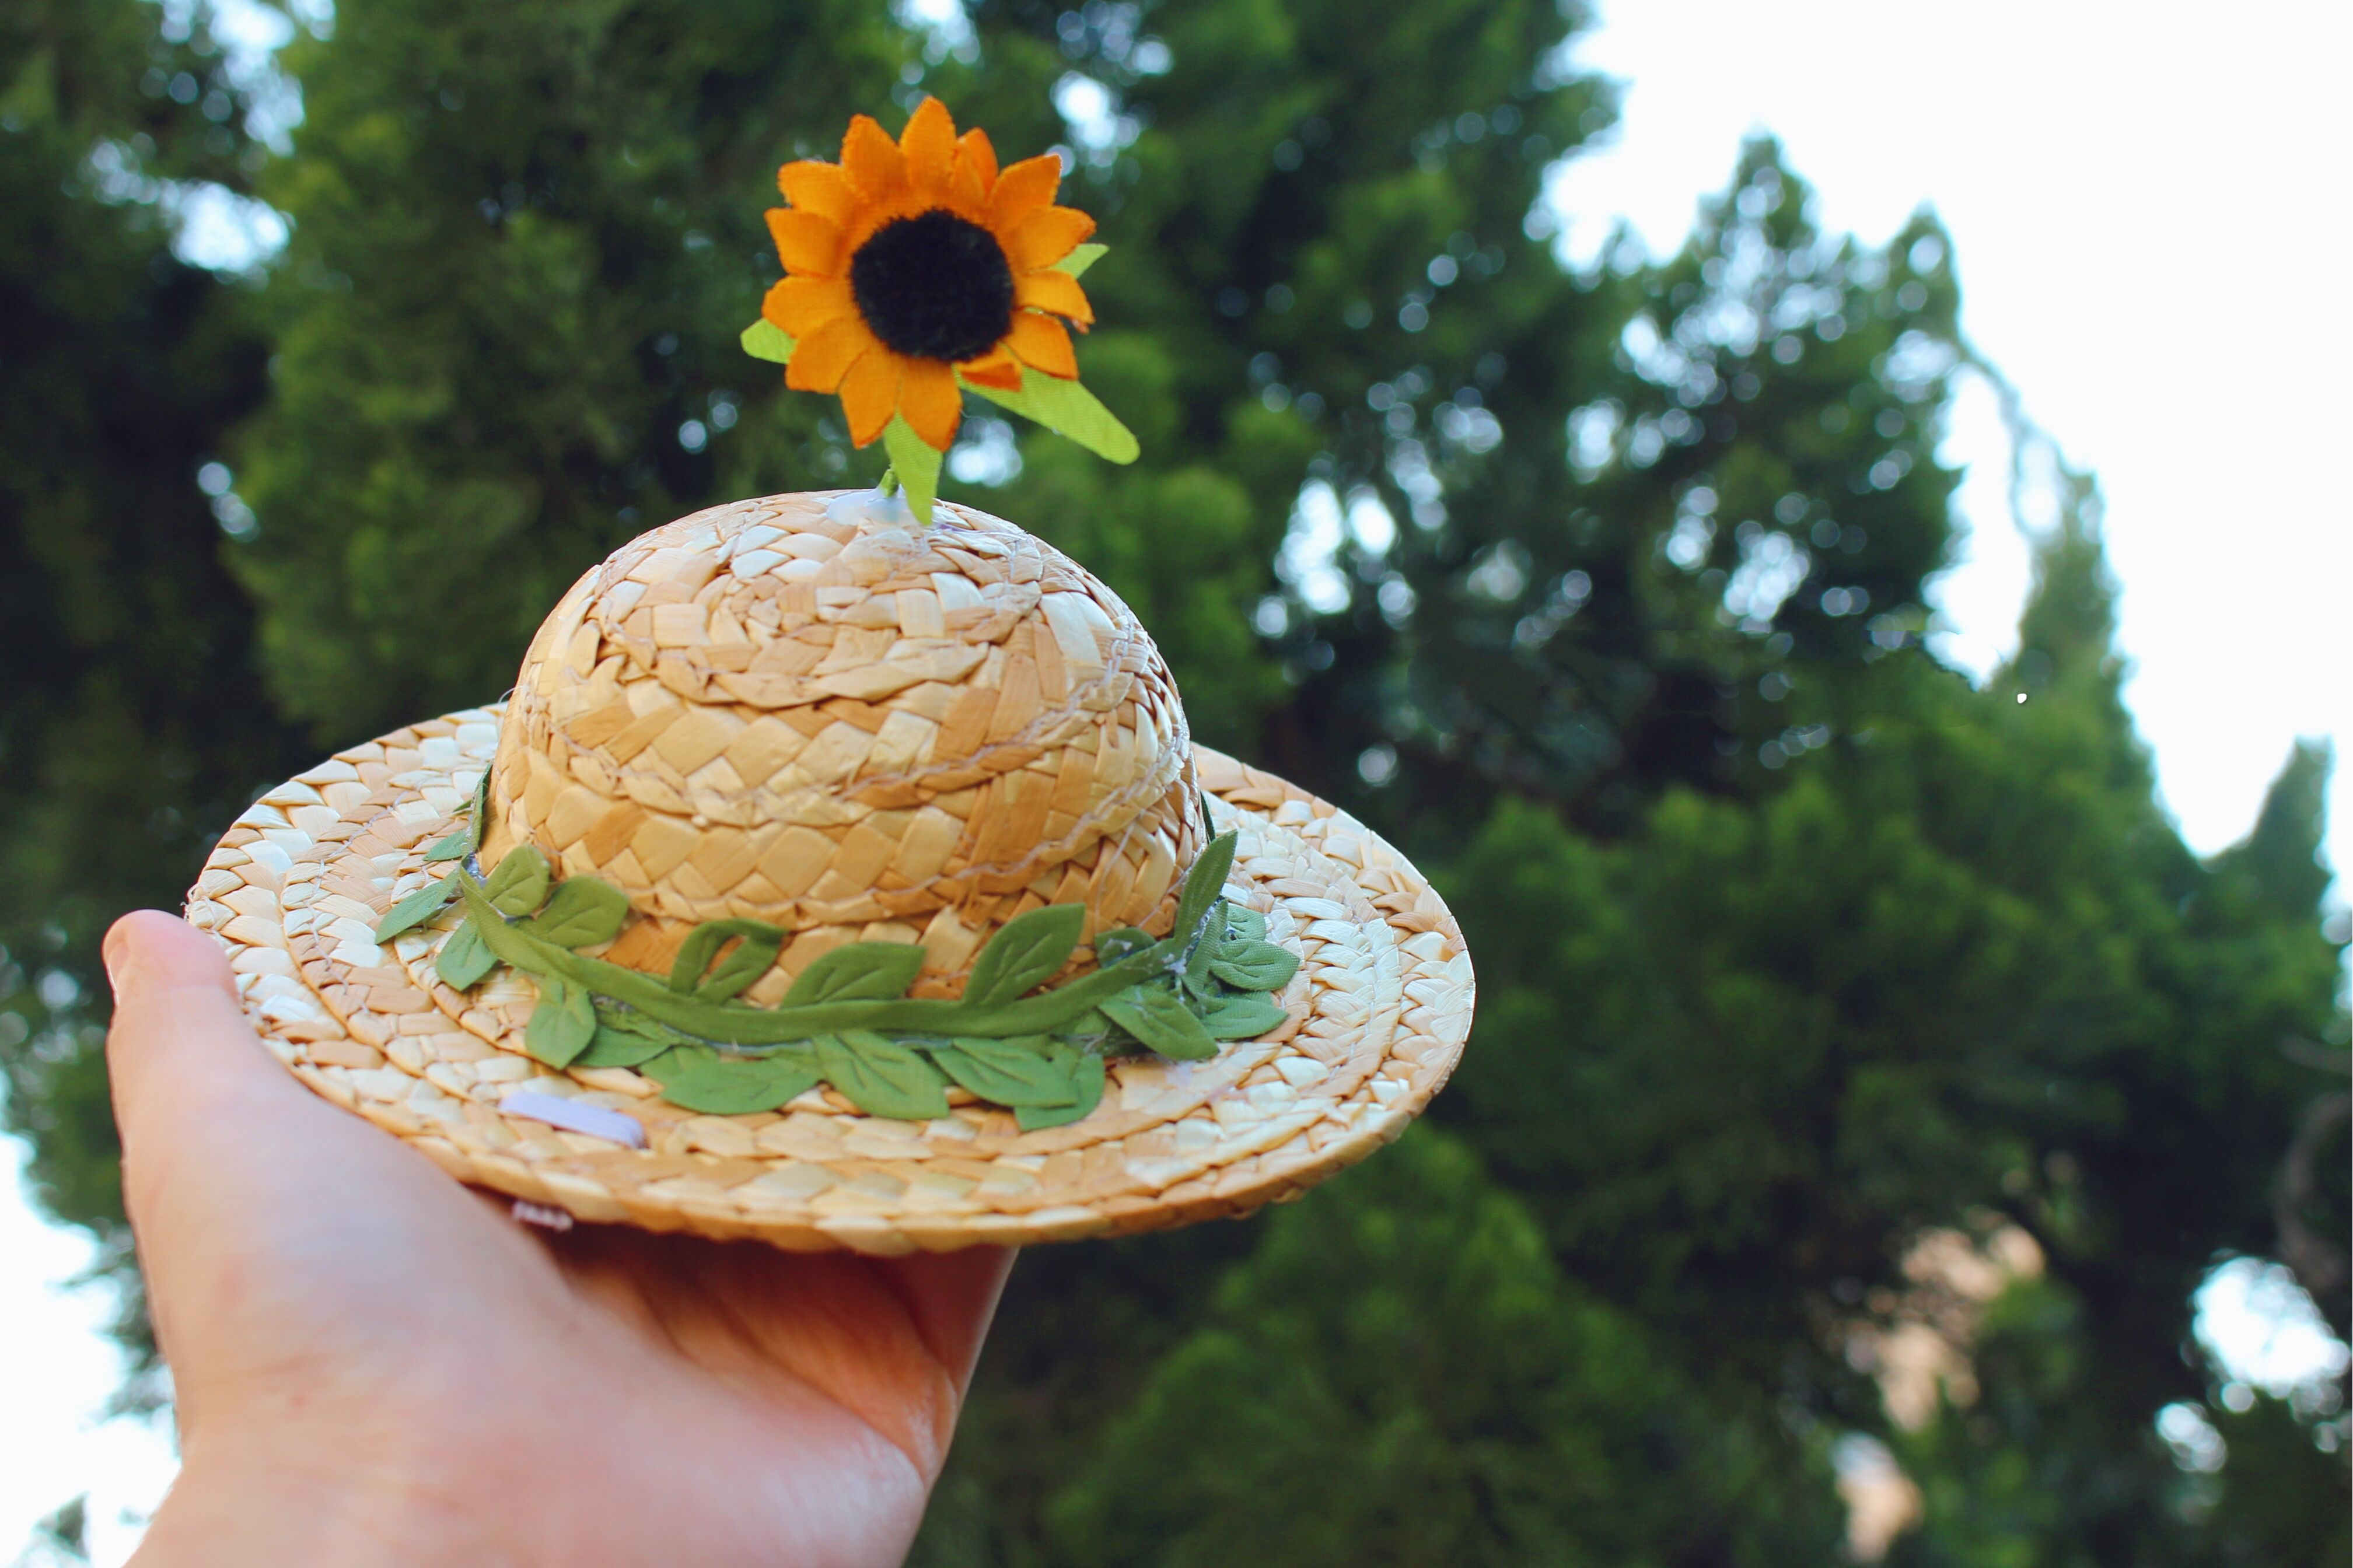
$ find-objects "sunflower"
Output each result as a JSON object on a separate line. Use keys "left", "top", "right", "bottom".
{"left": 759, "top": 98, "right": 1100, "bottom": 454}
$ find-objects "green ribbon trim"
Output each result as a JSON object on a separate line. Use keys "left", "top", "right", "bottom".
{"left": 417, "top": 827, "right": 1299, "bottom": 1121}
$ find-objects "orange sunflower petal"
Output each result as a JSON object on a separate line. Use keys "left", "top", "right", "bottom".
{"left": 1004, "top": 205, "right": 1096, "bottom": 273}
{"left": 956, "top": 128, "right": 999, "bottom": 194}
{"left": 840, "top": 114, "right": 904, "bottom": 203}
{"left": 765, "top": 274, "right": 855, "bottom": 340}
{"left": 898, "top": 357, "right": 963, "bottom": 451}
{"left": 839, "top": 350, "right": 903, "bottom": 446}
{"left": 987, "top": 153, "right": 1063, "bottom": 228}
{"left": 785, "top": 314, "right": 878, "bottom": 394}
{"left": 1005, "top": 312, "right": 1078, "bottom": 379}
{"left": 1015, "top": 268, "right": 1095, "bottom": 327}
{"left": 899, "top": 97, "right": 956, "bottom": 198}
{"left": 766, "top": 208, "right": 844, "bottom": 277}
{"left": 947, "top": 145, "right": 988, "bottom": 212}
{"left": 957, "top": 346, "right": 1024, "bottom": 391}
{"left": 777, "top": 159, "right": 856, "bottom": 228}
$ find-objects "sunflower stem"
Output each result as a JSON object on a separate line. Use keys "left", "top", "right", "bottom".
{"left": 876, "top": 465, "right": 902, "bottom": 499}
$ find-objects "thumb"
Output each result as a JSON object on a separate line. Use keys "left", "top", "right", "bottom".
{"left": 103, "top": 911, "right": 316, "bottom": 1191}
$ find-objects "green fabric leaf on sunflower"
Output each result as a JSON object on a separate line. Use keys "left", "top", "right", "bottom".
{"left": 880, "top": 416, "right": 944, "bottom": 524}
{"left": 1054, "top": 242, "right": 1108, "bottom": 278}
{"left": 741, "top": 318, "right": 795, "bottom": 365}
{"left": 817, "top": 1030, "right": 951, "bottom": 1119}
{"left": 961, "top": 365, "right": 1139, "bottom": 464}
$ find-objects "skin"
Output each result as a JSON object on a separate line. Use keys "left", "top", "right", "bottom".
{"left": 103, "top": 910, "right": 1012, "bottom": 1566}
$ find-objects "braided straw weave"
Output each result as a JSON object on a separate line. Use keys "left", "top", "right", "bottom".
{"left": 482, "top": 491, "right": 1201, "bottom": 1003}
{"left": 187, "top": 492, "right": 1474, "bottom": 1251}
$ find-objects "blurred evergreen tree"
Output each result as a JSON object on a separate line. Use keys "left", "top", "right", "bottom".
{"left": 1, "top": 0, "right": 2342, "bottom": 1561}
{"left": 0, "top": 0, "right": 309, "bottom": 1368}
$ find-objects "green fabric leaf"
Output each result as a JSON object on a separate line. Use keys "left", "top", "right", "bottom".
{"left": 966, "top": 903, "right": 1085, "bottom": 1006}
{"left": 372, "top": 875, "right": 458, "bottom": 943}
{"left": 1199, "top": 992, "right": 1291, "bottom": 1040}
{"left": 1180, "top": 901, "right": 1225, "bottom": 999}
{"left": 932, "top": 1034, "right": 1080, "bottom": 1107}
{"left": 817, "top": 1030, "right": 951, "bottom": 1119}
{"left": 645, "top": 1050, "right": 821, "bottom": 1114}
{"left": 524, "top": 975, "right": 597, "bottom": 1068}
{"left": 784, "top": 942, "right": 928, "bottom": 1005}
{"left": 1054, "top": 242, "right": 1108, "bottom": 278}
{"left": 1173, "top": 831, "right": 1239, "bottom": 948}
{"left": 575, "top": 1021, "right": 675, "bottom": 1069}
{"left": 1223, "top": 904, "right": 1267, "bottom": 944}
{"left": 1100, "top": 985, "right": 1218, "bottom": 1061}
{"left": 667, "top": 918, "right": 786, "bottom": 1000}
{"left": 880, "top": 416, "right": 943, "bottom": 524}
{"left": 1095, "top": 926, "right": 1153, "bottom": 964}
{"left": 519, "top": 876, "right": 631, "bottom": 949}
{"left": 435, "top": 919, "right": 498, "bottom": 990}
{"left": 483, "top": 845, "right": 552, "bottom": 917}
{"left": 1209, "top": 940, "right": 1301, "bottom": 993}
{"left": 422, "top": 830, "right": 472, "bottom": 863}
{"left": 1015, "top": 1044, "right": 1107, "bottom": 1130}
{"left": 741, "top": 317, "right": 795, "bottom": 364}
{"left": 962, "top": 366, "right": 1139, "bottom": 464}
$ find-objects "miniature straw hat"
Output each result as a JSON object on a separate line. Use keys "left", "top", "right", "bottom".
{"left": 189, "top": 490, "right": 1472, "bottom": 1252}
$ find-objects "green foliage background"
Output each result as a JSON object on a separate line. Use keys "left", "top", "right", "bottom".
{"left": 2, "top": 0, "right": 2344, "bottom": 1560}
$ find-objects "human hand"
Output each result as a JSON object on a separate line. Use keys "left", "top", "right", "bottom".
{"left": 105, "top": 910, "right": 1011, "bottom": 1567}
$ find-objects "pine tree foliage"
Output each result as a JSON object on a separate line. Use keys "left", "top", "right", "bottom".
{"left": 0, "top": 0, "right": 309, "bottom": 1362}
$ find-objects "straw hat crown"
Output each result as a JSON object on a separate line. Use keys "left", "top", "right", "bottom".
{"left": 478, "top": 490, "right": 1203, "bottom": 1004}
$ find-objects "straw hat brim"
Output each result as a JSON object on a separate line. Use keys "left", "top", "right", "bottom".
{"left": 187, "top": 705, "right": 1473, "bottom": 1254}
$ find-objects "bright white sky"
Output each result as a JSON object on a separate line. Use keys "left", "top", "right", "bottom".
{"left": 4, "top": 1, "right": 2347, "bottom": 1558}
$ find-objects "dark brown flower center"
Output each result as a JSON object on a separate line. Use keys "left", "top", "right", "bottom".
{"left": 849, "top": 209, "right": 1016, "bottom": 363}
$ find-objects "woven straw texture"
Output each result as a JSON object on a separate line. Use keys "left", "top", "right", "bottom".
{"left": 482, "top": 491, "right": 1201, "bottom": 1004}
{"left": 188, "top": 718, "right": 1471, "bottom": 1252}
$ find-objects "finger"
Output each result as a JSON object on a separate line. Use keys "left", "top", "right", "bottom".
{"left": 877, "top": 1246, "right": 1015, "bottom": 1398}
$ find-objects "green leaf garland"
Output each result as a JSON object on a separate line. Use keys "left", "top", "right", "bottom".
{"left": 373, "top": 874, "right": 458, "bottom": 943}
{"left": 932, "top": 1034, "right": 1080, "bottom": 1108}
{"left": 669, "top": 918, "right": 788, "bottom": 1001}
{"left": 428, "top": 828, "right": 1303, "bottom": 1122}
{"left": 818, "top": 1031, "right": 952, "bottom": 1119}
{"left": 1099, "top": 984, "right": 1219, "bottom": 1062}
{"left": 964, "top": 902, "right": 1085, "bottom": 1006}
{"left": 525, "top": 975, "right": 597, "bottom": 1068}
{"left": 435, "top": 921, "right": 498, "bottom": 989}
